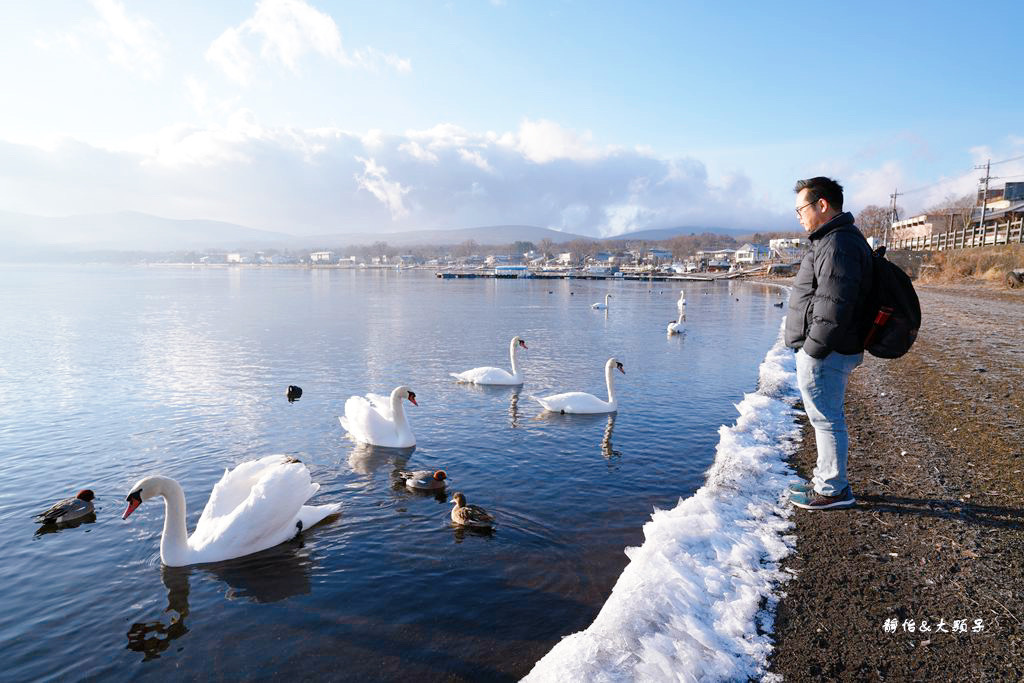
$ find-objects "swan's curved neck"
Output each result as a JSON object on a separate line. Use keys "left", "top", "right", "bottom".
{"left": 390, "top": 388, "right": 410, "bottom": 434}
{"left": 605, "top": 363, "right": 618, "bottom": 407}
{"left": 508, "top": 339, "right": 522, "bottom": 378}
{"left": 153, "top": 477, "right": 189, "bottom": 565}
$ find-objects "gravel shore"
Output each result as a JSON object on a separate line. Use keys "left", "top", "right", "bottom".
{"left": 768, "top": 283, "right": 1024, "bottom": 681}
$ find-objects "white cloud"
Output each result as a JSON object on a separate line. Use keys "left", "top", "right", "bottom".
{"left": 354, "top": 156, "right": 410, "bottom": 219}
{"left": 458, "top": 148, "right": 494, "bottom": 173}
{"left": 33, "top": 0, "right": 166, "bottom": 79}
{"left": 512, "top": 118, "right": 607, "bottom": 163}
{"left": 399, "top": 140, "right": 439, "bottom": 163}
{"left": 207, "top": 0, "right": 409, "bottom": 84}
{"left": 91, "top": 0, "right": 166, "bottom": 79}
{"left": 184, "top": 77, "right": 209, "bottom": 115}
{"left": 206, "top": 27, "right": 255, "bottom": 85}
{"left": 0, "top": 117, "right": 792, "bottom": 237}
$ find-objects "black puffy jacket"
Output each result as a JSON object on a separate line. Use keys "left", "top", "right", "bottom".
{"left": 784, "top": 212, "right": 873, "bottom": 358}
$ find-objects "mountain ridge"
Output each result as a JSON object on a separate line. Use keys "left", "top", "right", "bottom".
{"left": 0, "top": 209, "right": 769, "bottom": 253}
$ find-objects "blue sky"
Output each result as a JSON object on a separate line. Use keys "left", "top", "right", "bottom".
{"left": 1, "top": 1, "right": 1022, "bottom": 238}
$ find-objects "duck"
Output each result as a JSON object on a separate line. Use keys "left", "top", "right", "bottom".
{"left": 667, "top": 313, "right": 685, "bottom": 335}
{"left": 122, "top": 455, "right": 341, "bottom": 567}
{"left": 591, "top": 294, "right": 611, "bottom": 310}
{"left": 534, "top": 357, "right": 625, "bottom": 414}
{"left": 451, "top": 336, "right": 528, "bottom": 385}
{"left": 449, "top": 492, "right": 494, "bottom": 528}
{"left": 286, "top": 385, "right": 303, "bottom": 402}
{"left": 34, "top": 489, "right": 95, "bottom": 524}
{"left": 773, "top": 301, "right": 785, "bottom": 308}
{"left": 339, "top": 386, "right": 417, "bottom": 448}
{"left": 399, "top": 469, "right": 447, "bottom": 491}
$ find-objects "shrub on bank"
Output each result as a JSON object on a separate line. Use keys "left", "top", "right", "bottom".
{"left": 919, "top": 244, "right": 1024, "bottom": 286}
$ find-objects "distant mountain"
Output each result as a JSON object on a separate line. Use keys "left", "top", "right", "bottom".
{"left": 601, "top": 225, "right": 762, "bottom": 241}
{"left": 0, "top": 210, "right": 292, "bottom": 251}
{"left": 306, "top": 224, "right": 589, "bottom": 248}
{"left": 0, "top": 209, "right": 769, "bottom": 255}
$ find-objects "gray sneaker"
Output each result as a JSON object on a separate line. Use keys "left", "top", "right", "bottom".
{"left": 790, "top": 486, "right": 856, "bottom": 510}
{"left": 788, "top": 480, "right": 813, "bottom": 495}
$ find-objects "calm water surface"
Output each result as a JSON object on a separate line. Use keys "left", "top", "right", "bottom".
{"left": 0, "top": 266, "right": 785, "bottom": 681}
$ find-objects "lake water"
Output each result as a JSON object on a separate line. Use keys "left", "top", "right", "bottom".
{"left": 0, "top": 266, "right": 786, "bottom": 681}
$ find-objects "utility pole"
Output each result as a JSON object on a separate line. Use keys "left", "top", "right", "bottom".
{"left": 886, "top": 188, "right": 902, "bottom": 248}
{"left": 975, "top": 159, "right": 991, "bottom": 247}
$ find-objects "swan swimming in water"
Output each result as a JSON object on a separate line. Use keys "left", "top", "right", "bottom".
{"left": 677, "top": 292, "right": 687, "bottom": 312}
{"left": 667, "top": 312, "right": 685, "bottom": 335}
{"left": 534, "top": 357, "right": 625, "bottom": 414}
{"left": 121, "top": 455, "right": 341, "bottom": 567}
{"left": 451, "top": 337, "right": 528, "bottom": 385}
{"left": 592, "top": 294, "right": 611, "bottom": 310}
{"left": 339, "top": 386, "right": 418, "bottom": 448}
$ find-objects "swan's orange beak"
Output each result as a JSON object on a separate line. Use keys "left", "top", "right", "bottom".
{"left": 407, "top": 395, "right": 418, "bottom": 406}
{"left": 123, "top": 491, "right": 142, "bottom": 520}
{"left": 519, "top": 340, "right": 528, "bottom": 349}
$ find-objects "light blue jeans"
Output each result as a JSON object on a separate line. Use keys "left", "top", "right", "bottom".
{"left": 796, "top": 349, "right": 863, "bottom": 496}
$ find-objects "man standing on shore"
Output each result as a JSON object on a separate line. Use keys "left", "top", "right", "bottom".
{"left": 785, "top": 177, "right": 873, "bottom": 510}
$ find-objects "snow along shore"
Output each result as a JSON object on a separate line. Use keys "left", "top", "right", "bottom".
{"left": 524, "top": 323, "right": 802, "bottom": 682}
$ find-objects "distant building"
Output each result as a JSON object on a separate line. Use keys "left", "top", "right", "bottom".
{"left": 557, "top": 252, "right": 574, "bottom": 265}
{"left": 734, "top": 243, "right": 772, "bottom": 265}
{"left": 495, "top": 264, "right": 530, "bottom": 277}
{"left": 647, "top": 248, "right": 673, "bottom": 262}
{"left": 769, "top": 237, "right": 808, "bottom": 261}
{"left": 310, "top": 251, "right": 335, "bottom": 263}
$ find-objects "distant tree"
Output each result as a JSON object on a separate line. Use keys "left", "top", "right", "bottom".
{"left": 511, "top": 240, "right": 537, "bottom": 256}
{"left": 455, "top": 239, "right": 478, "bottom": 258}
{"left": 924, "top": 193, "right": 975, "bottom": 232}
{"left": 566, "top": 238, "right": 598, "bottom": 260}
{"left": 856, "top": 205, "right": 894, "bottom": 240}
{"left": 538, "top": 238, "right": 555, "bottom": 258}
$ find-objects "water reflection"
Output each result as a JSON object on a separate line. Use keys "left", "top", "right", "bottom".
{"left": 347, "top": 442, "right": 414, "bottom": 476}
{"left": 33, "top": 512, "right": 97, "bottom": 537}
{"left": 452, "top": 524, "right": 496, "bottom": 544}
{"left": 126, "top": 540, "right": 315, "bottom": 661}
{"left": 508, "top": 390, "right": 521, "bottom": 428}
{"left": 601, "top": 414, "right": 621, "bottom": 460}
{"left": 126, "top": 565, "right": 190, "bottom": 661}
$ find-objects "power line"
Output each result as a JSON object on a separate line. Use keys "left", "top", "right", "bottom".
{"left": 897, "top": 150, "right": 1024, "bottom": 196}
{"left": 990, "top": 153, "right": 1024, "bottom": 166}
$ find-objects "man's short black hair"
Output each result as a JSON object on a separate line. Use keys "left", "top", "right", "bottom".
{"left": 794, "top": 177, "right": 844, "bottom": 211}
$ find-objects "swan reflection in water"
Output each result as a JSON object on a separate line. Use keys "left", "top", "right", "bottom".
{"left": 126, "top": 539, "right": 315, "bottom": 661}
{"left": 347, "top": 442, "right": 414, "bottom": 476}
{"left": 601, "top": 414, "right": 621, "bottom": 461}
{"left": 508, "top": 389, "right": 521, "bottom": 428}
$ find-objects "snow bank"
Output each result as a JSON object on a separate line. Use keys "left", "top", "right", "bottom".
{"left": 524, "top": 326, "right": 801, "bottom": 682}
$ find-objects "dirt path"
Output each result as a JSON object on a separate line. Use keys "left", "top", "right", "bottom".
{"left": 767, "top": 283, "right": 1024, "bottom": 681}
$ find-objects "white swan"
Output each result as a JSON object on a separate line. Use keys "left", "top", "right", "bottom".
{"left": 592, "top": 294, "right": 612, "bottom": 310}
{"left": 339, "top": 386, "right": 417, "bottom": 448}
{"left": 677, "top": 292, "right": 687, "bottom": 312}
{"left": 451, "top": 337, "right": 528, "bottom": 385}
{"left": 121, "top": 455, "right": 341, "bottom": 567}
{"left": 667, "top": 312, "right": 685, "bottom": 335}
{"left": 534, "top": 357, "right": 625, "bottom": 414}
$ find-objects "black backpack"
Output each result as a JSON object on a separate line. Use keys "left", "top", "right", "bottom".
{"left": 861, "top": 246, "right": 921, "bottom": 358}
